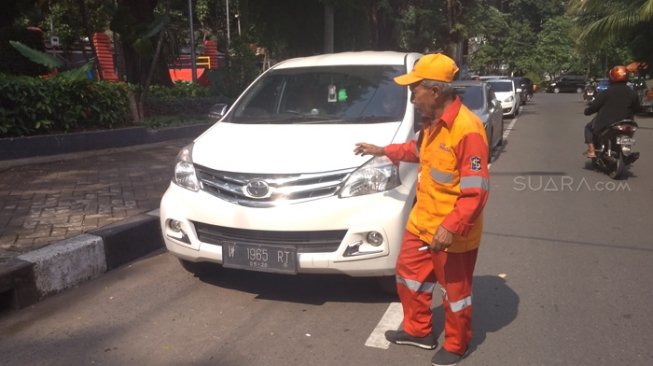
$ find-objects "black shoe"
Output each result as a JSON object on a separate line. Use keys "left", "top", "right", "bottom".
{"left": 384, "top": 330, "right": 437, "bottom": 350}
{"left": 431, "top": 348, "right": 465, "bottom": 366}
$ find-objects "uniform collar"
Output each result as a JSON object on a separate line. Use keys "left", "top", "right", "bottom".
{"left": 437, "top": 96, "right": 462, "bottom": 129}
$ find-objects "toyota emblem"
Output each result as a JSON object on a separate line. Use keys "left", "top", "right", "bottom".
{"left": 244, "top": 179, "right": 271, "bottom": 198}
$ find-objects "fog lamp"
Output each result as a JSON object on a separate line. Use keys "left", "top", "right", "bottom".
{"left": 169, "top": 219, "right": 183, "bottom": 232}
{"left": 167, "top": 219, "right": 190, "bottom": 244}
{"left": 366, "top": 231, "right": 384, "bottom": 246}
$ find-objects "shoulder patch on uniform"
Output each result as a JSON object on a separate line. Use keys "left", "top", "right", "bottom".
{"left": 470, "top": 156, "right": 482, "bottom": 171}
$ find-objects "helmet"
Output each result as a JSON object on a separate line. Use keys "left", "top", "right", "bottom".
{"left": 608, "top": 65, "right": 628, "bottom": 82}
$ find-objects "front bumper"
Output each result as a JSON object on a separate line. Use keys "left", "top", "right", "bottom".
{"left": 500, "top": 101, "right": 517, "bottom": 115}
{"left": 160, "top": 181, "right": 415, "bottom": 277}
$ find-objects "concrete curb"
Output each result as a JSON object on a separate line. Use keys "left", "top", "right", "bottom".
{"left": 0, "top": 211, "right": 164, "bottom": 311}
{"left": 0, "top": 123, "right": 211, "bottom": 161}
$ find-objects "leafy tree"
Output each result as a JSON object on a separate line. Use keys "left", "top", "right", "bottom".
{"left": 568, "top": 0, "right": 653, "bottom": 73}
{"left": 534, "top": 16, "right": 581, "bottom": 80}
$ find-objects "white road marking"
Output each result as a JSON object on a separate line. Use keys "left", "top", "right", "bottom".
{"left": 504, "top": 116, "right": 518, "bottom": 140}
{"left": 364, "top": 115, "right": 520, "bottom": 349}
{"left": 490, "top": 115, "right": 518, "bottom": 168}
{"left": 364, "top": 302, "right": 404, "bottom": 349}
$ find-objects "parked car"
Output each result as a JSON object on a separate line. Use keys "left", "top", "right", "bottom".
{"left": 453, "top": 80, "right": 503, "bottom": 156}
{"left": 160, "top": 51, "right": 424, "bottom": 290}
{"left": 487, "top": 79, "right": 521, "bottom": 117}
{"left": 546, "top": 75, "right": 586, "bottom": 93}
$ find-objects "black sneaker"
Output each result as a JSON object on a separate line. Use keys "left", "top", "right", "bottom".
{"left": 384, "top": 330, "right": 437, "bottom": 350}
{"left": 431, "top": 348, "right": 465, "bottom": 366}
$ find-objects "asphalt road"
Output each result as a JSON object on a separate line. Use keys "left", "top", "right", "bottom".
{"left": 1, "top": 93, "right": 652, "bottom": 366}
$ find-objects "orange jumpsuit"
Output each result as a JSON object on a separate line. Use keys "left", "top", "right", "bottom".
{"left": 384, "top": 96, "right": 489, "bottom": 355}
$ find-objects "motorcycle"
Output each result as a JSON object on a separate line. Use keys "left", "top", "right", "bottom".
{"left": 591, "top": 119, "right": 639, "bottom": 179}
{"left": 583, "top": 83, "right": 597, "bottom": 104}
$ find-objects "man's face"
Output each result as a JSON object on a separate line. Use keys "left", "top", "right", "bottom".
{"left": 409, "top": 81, "right": 439, "bottom": 119}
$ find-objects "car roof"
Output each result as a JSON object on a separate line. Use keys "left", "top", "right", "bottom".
{"left": 453, "top": 80, "right": 485, "bottom": 87}
{"left": 272, "top": 51, "right": 421, "bottom": 69}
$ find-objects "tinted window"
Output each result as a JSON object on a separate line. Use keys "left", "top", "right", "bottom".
{"left": 456, "top": 86, "right": 484, "bottom": 110}
{"left": 227, "top": 65, "right": 407, "bottom": 124}
{"left": 487, "top": 80, "right": 513, "bottom": 92}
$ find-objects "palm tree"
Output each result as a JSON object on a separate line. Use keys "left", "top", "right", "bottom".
{"left": 568, "top": 0, "right": 653, "bottom": 41}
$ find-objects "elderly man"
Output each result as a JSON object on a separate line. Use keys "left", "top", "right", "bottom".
{"left": 354, "top": 53, "right": 489, "bottom": 366}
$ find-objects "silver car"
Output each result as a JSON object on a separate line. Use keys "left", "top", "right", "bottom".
{"left": 453, "top": 80, "right": 504, "bottom": 156}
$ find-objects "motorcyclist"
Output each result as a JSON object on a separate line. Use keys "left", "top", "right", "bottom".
{"left": 584, "top": 76, "right": 598, "bottom": 102}
{"left": 583, "top": 66, "right": 640, "bottom": 158}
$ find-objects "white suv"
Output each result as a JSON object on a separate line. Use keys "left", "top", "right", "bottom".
{"left": 160, "top": 51, "right": 421, "bottom": 284}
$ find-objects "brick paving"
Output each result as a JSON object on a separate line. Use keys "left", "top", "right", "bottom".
{"left": 0, "top": 138, "right": 192, "bottom": 261}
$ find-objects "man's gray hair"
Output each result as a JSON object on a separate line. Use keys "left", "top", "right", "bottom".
{"left": 421, "top": 79, "right": 456, "bottom": 99}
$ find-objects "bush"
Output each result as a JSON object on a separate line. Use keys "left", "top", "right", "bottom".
{"left": 0, "top": 74, "right": 131, "bottom": 137}
{"left": 143, "top": 82, "right": 232, "bottom": 117}
{"left": 142, "top": 95, "right": 224, "bottom": 117}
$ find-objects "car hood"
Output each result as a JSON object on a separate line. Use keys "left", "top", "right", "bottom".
{"left": 493, "top": 91, "right": 513, "bottom": 100}
{"left": 191, "top": 122, "right": 404, "bottom": 173}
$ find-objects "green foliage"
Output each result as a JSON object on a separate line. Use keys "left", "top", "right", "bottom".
{"left": 143, "top": 81, "right": 231, "bottom": 118}
{"left": 568, "top": 0, "right": 653, "bottom": 71}
{"left": 148, "top": 82, "right": 213, "bottom": 98}
{"left": 9, "top": 40, "right": 65, "bottom": 68}
{"left": 142, "top": 95, "right": 223, "bottom": 118}
{"left": 142, "top": 114, "right": 210, "bottom": 128}
{"left": 534, "top": 16, "right": 581, "bottom": 79}
{"left": 0, "top": 26, "right": 49, "bottom": 76}
{"left": 0, "top": 74, "right": 130, "bottom": 137}
{"left": 208, "top": 38, "right": 262, "bottom": 99}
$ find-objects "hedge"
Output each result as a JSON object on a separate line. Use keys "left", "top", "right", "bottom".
{"left": 0, "top": 74, "right": 131, "bottom": 137}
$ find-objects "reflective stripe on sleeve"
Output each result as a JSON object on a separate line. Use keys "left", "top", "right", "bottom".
{"left": 397, "top": 275, "right": 437, "bottom": 293}
{"left": 460, "top": 176, "right": 489, "bottom": 191}
{"left": 430, "top": 167, "right": 454, "bottom": 184}
{"left": 449, "top": 295, "right": 472, "bottom": 312}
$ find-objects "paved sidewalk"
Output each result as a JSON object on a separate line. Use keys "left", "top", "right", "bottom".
{"left": 0, "top": 138, "right": 192, "bottom": 262}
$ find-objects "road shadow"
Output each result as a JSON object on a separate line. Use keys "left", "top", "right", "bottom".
{"left": 581, "top": 160, "right": 638, "bottom": 179}
{"left": 195, "top": 265, "right": 398, "bottom": 305}
{"left": 429, "top": 275, "right": 519, "bottom": 355}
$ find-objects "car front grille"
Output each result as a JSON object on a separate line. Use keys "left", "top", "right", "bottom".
{"left": 195, "top": 164, "right": 355, "bottom": 207}
{"left": 193, "top": 222, "right": 346, "bottom": 253}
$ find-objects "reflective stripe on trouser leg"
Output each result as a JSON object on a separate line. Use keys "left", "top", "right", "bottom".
{"left": 395, "top": 230, "right": 437, "bottom": 337}
{"left": 432, "top": 248, "right": 478, "bottom": 355}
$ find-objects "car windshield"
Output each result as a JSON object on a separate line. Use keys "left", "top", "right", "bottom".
{"left": 455, "top": 86, "right": 484, "bottom": 111}
{"left": 488, "top": 81, "right": 513, "bottom": 92}
{"left": 226, "top": 65, "right": 407, "bottom": 124}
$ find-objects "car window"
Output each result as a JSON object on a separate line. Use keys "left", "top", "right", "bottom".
{"left": 228, "top": 65, "right": 407, "bottom": 124}
{"left": 455, "top": 85, "right": 484, "bottom": 110}
{"left": 487, "top": 80, "right": 513, "bottom": 92}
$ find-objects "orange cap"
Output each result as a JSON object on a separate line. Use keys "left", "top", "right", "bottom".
{"left": 394, "top": 53, "right": 459, "bottom": 85}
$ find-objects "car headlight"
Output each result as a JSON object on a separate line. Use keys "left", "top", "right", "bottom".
{"left": 339, "top": 156, "right": 400, "bottom": 198}
{"left": 173, "top": 143, "right": 200, "bottom": 192}
{"left": 504, "top": 95, "right": 514, "bottom": 103}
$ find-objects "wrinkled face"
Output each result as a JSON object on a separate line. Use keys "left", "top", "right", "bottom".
{"left": 409, "top": 81, "right": 441, "bottom": 119}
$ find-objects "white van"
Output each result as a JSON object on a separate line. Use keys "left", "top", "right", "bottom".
{"left": 160, "top": 51, "right": 422, "bottom": 287}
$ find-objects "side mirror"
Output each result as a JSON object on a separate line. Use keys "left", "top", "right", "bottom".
{"left": 208, "top": 103, "right": 229, "bottom": 120}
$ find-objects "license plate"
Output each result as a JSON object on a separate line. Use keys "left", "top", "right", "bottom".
{"left": 617, "top": 137, "right": 635, "bottom": 145}
{"left": 222, "top": 242, "right": 297, "bottom": 274}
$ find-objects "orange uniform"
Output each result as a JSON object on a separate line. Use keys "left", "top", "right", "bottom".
{"left": 384, "top": 96, "right": 489, "bottom": 355}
